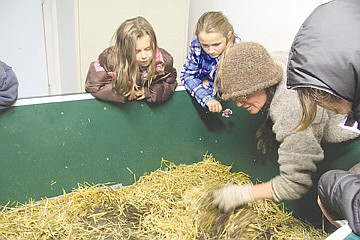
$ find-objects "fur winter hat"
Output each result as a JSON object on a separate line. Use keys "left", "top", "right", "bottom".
{"left": 221, "top": 42, "right": 283, "bottom": 100}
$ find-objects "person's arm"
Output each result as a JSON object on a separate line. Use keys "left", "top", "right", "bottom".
{"left": 264, "top": 76, "right": 328, "bottom": 202}
{"left": 212, "top": 127, "right": 324, "bottom": 213}
{"left": 271, "top": 111, "right": 360, "bottom": 202}
{"left": 318, "top": 168, "right": 360, "bottom": 235}
{"left": 270, "top": 127, "right": 324, "bottom": 201}
{"left": 180, "top": 39, "right": 215, "bottom": 108}
{"left": 250, "top": 182, "right": 274, "bottom": 200}
{"left": 0, "top": 61, "right": 18, "bottom": 109}
{"left": 85, "top": 48, "right": 127, "bottom": 103}
{"left": 317, "top": 196, "right": 342, "bottom": 228}
{"left": 212, "top": 80, "right": 328, "bottom": 212}
{"left": 143, "top": 48, "right": 178, "bottom": 104}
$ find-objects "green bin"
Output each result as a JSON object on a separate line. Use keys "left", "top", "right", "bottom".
{"left": 1, "top": 89, "right": 359, "bottom": 233}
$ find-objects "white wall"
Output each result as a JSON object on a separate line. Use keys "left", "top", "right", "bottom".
{"left": 1, "top": 0, "right": 331, "bottom": 98}
{"left": 56, "top": 0, "right": 78, "bottom": 94}
{"left": 0, "top": 0, "right": 78, "bottom": 98}
{"left": 77, "top": 0, "right": 189, "bottom": 91}
{"left": 188, "top": 0, "right": 330, "bottom": 52}
{"left": 0, "top": 0, "right": 48, "bottom": 98}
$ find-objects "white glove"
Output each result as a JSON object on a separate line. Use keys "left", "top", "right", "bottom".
{"left": 212, "top": 184, "right": 254, "bottom": 212}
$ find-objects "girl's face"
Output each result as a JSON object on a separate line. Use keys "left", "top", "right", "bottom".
{"left": 234, "top": 89, "right": 268, "bottom": 114}
{"left": 198, "top": 31, "right": 227, "bottom": 58}
{"left": 135, "top": 35, "right": 154, "bottom": 68}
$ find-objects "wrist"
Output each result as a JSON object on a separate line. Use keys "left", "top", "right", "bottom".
{"left": 250, "top": 182, "right": 274, "bottom": 201}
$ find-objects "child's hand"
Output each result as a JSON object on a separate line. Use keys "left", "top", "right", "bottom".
{"left": 206, "top": 99, "right": 222, "bottom": 113}
{"left": 202, "top": 79, "right": 209, "bottom": 87}
{"left": 135, "top": 87, "right": 145, "bottom": 100}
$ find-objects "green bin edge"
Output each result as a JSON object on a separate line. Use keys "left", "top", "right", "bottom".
{"left": 1, "top": 89, "right": 359, "bottom": 230}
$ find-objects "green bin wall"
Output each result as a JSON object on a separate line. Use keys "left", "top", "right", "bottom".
{"left": 1, "top": 89, "right": 359, "bottom": 229}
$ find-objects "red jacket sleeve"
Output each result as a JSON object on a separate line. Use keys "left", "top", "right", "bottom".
{"left": 84, "top": 48, "right": 127, "bottom": 103}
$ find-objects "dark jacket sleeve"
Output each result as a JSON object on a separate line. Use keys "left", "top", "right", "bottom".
{"left": 84, "top": 48, "right": 127, "bottom": 103}
{"left": 0, "top": 61, "right": 19, "bottom": 109}
{"left": 143, "top": 48, "right": 178, "bottom": 104}
{"left": 318, "top": 166, "right": 360, "bottom": 235}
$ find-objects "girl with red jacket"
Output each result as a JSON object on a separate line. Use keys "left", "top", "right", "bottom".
{"left": 85, "top": 16, "right": 177, "bottom": 104}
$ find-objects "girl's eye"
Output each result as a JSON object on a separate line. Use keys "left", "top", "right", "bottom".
{"left": 145, "top": 47, "right": 152, "bottom": 51}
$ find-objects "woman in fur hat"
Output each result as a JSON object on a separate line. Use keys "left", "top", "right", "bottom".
{"left": 212, "top": 42, "right": 359, "bottom": 218}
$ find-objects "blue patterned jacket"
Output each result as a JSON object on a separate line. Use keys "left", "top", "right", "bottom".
{"left": 180, "top": 35, "right": 241, "bottom": 107}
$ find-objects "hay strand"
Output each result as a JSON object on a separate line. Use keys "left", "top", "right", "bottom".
{"left": 0, "top": 154, "right": 328, "bottom": 239}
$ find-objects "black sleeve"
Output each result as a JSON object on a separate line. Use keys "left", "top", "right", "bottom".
{"left": 318, "top": 169, "right": 360, "bottom": 235}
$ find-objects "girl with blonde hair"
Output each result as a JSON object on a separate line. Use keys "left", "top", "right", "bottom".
{"left": 180, "top": 11, "right": 241, "bottom": 113}
{"left": 85, "top": 16, "right": 177, "bottom": 104}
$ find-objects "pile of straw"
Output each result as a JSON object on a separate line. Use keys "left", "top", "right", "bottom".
{"left": 0, "top": 154, "right": 328, "bottom": 239}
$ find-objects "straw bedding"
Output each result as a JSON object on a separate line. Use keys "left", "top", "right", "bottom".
{"left": 0, "top": 154, "right": 328, "bottom": 239}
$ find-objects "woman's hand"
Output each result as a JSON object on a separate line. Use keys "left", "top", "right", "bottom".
{"left": 212, "top": 184, "right": 253, "bottom": 212}
{"left": 206, "top": 99, "right": 223, "bottom": 113}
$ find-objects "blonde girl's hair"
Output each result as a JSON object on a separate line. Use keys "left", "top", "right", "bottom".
{"left": 195, "top": 11, "right": 235, "bottom": 95}
{"left": 295, "top": 87, "right": 347, "bottom": 131}
{"left": 112, "top": 16, "right": 158, "bottom": 100}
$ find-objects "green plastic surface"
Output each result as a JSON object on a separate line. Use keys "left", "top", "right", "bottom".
{"left": 0, "top": 91, "right": 270, "bottom": 204}
{"left": 0, "top": 90, "right": 359, "bottom": 230}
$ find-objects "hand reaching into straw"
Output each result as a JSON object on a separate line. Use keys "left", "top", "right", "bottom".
{"left": 212, "top": 184, "right": 254, "bottom": 212}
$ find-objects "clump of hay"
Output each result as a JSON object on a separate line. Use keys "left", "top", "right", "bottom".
{"left": 0, "top": 154, "right": 328, "bottom": 239}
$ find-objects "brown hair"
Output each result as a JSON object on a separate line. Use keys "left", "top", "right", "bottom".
{"left": 296, "top": 88, "right": 346, "bottom": 131}
{"left": 112, "top": 16, "right": 158, "bottom": 100}
{"left": 195, "top": 11, "right": 235, "bottom": 95}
